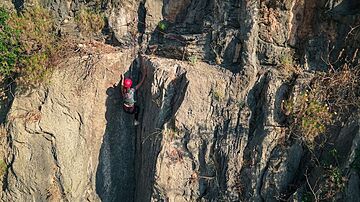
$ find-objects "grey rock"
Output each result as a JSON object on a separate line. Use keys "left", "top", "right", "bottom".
{"left": 1, "top": 0, "right": 360, "bottom": 201}
{"left": 2, "top": 48, "right": 135, "bottom": 201}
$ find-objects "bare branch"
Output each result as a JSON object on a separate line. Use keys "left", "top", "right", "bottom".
{"left": 305, "top": 170, "right": 319, "bottom": 202}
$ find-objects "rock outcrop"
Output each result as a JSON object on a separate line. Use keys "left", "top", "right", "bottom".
{"left": 1, "top": 46, "right": 136, "bottom": 201}
{"left": 0, "top": 0, "right": 359, "bottom": 201}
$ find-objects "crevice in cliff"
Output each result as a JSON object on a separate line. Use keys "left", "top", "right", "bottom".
{"left": 0, "top": 81, "right": 16, "bottom": 124}
{"left": 41, "top": 131, "right": 68, "bottom": 202}
{"left": 166, "top": 71, "right": 189, "bottom": 122}
{"left": 273, "top": 76, "right": 298, "bottom": 126}
{"left": 247, "top": 72, "right": 269, "bottom": 141}
{"left": 182, "top": 132, "right": 196, "bottom": 169}
{"left": 257, "top": 135, "right": 280, "bottom": 201}
{"left": 134, "top": 62, "right": 190, "bottom": 201}
{"left": 258, "top": 163, "right": 269, "bottom": 202}
{"left": 236, "top": 71, "right": 270, "bottom": 199}
{"left": 137, "top": 1, "right": 146, "bottom": 47}
{"left": 2, "top": 127, "right": 16, "bottom": 192}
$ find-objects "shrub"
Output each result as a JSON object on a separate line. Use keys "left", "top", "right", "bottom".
{"left": 163, "top": 128, "right": 180, "bottom": 140}
{"left": 0, "top": 7, "right": 21, "bottom": 77}
{"left": 284, "top": 66, "right": 359, "bottom": 148}
{"left": 75, "top": 9, "right": 105, "bottom": 35}
{"left": 284, "top": 89, "right": 333, "bottom": 148}
{"left": 212, "top": 89, "right": 224, "bottom": 102}
{"left": 321, "top": 166, "right": 347, "bottom": 199}
{"left": 279, "top": 53, "right": 293, "bottom": 67}
{"left": 313, "top": 65, "right": 360, "bottom": 117}
{"left": 158, "top": 21, "right": 167, "bottom": 32}
{"left": 278, "top": 52, "right": 301, "bottom": 79}
{"left": 19, "top": 53, "right": 51, "bottom": 86}
{"left": 10, "top": 5, "right": 55, "bottom": 53}
{"left": 0, "top": 5, "right": 57, "bottom": 87}
{"left": 188, "top": 55, "right": 198, "bottom": 65}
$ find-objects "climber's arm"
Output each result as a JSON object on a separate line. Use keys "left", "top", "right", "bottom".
{"left": 135, "top": 56, "right": 147, "bottom": 90}
{"left": 120, "top": 74, "right": 125, "bottom": 96}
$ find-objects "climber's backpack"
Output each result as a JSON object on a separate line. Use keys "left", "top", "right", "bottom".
{"left": 124, "top": 88, "right": 136, "bottom": 107}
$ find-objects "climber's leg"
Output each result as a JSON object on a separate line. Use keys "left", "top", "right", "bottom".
{"left": 134, "top": 106, "right": 140, "bottom": 126}
{"left": 123, "top": 105, "right": 134, "bottom": 114}
{"left": 133, "top": 106, "right": 139, "bottom": 120}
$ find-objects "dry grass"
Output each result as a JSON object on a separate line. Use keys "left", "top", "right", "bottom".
{"left": 2, "top": 5, "right": 58, "bottom": 87}
{"left": 284, "top": 90, "right": 333, "bottom": 147}
{"left": 321, "top": 166, "right": 347, "bottom": 199}
{"left": 25, "top": 110, "right": 42, "bottom": 123}
{"left": 211, "top": 84, "right": 225, "bottom": 102}
{"left": 278, "top": 52, "right": 302, "bottom": 79}
{"left": 163, "top": 128, "right": 180, "bottom": 140}
{"left": 284, "top": 65, "right": 359, "bottom": 148}
{"left": 9, "top": 6, "right": 55, "bottom": 54}
{"left": 187, "top": 55, "right": 198, "bottom": 66}
{"left": 75, "top": 9, "right": 105, "bottom": 35}
{"left": 313, "top": 65, "right": 360, "bottom": 117}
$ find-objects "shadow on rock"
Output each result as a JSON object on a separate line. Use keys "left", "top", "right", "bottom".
{"left": 96, "top": 80, "right": 136, "bottom": 201}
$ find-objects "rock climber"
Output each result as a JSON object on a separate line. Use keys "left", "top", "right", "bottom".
{"left": 120, "top": 54, "right": 147, "bottom": 126}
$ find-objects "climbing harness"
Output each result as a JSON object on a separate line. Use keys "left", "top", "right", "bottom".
{"left": 124, "top": 88, "right": 136, "bottom": 107}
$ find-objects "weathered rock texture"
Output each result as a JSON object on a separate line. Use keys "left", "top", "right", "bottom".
{"left": 134, "top": 58, "right": 358, "bottom": 202}
{"left": 0, "top": 0, "right": 359, "bottom": 202}
{"left": 1, "top": 45, "right": 137, "bottom": 201}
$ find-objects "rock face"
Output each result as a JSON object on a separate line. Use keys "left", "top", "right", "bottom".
{"left": 0, "top": 0, "right": 360, "bottom": 202}
{"left": 1, "top": 46, "right": 136, "bottom": 201}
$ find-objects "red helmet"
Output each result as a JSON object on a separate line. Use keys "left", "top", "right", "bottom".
{"left": 124, "top": 78, "right": 133, "bottom": 88}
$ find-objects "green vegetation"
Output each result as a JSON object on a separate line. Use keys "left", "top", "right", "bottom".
{"left": 279, "top": 52, "right": 294, "bottom": 67}
{"left": 278, "top": 52, "right": 300, "bottom": 79}
{"left": 163, "top": 127, "right": 180, "bottom": 140}
{"left": 0, "top": 5, "right": 57, "bottom": 87}
{"left": 321, "top": 166, "right": 346, "bottom": 199}
{"left": 284, "top": 89, "right": 332, "bottom": 147}
{"left": 75, "top": 8, "right": 105, "bottom": 35}
{"left": 0, "top": 7, "right": 21, "bottom": 78}
{"left": 188, "top": 55, "right": 198, "bottom": 66}
{"left": 301, "top": 192, "right": 314, "bottom": 202}
{"left": 238, "top": 100, "right": 245, "bottom": 109}
{"left": 158, "top": 21, "right": 167, "bottom": 32}
{"left": 212, "top": 89, "right": 224, "bottom": 102}
{"left": 303, "top": 165, "right": 347, "bottom": 201}
{"left": 284, "top": 66, "right": 359, "bottom": 148}
{"left": 284, "top": 66, "right": 359, "bottom": 202}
